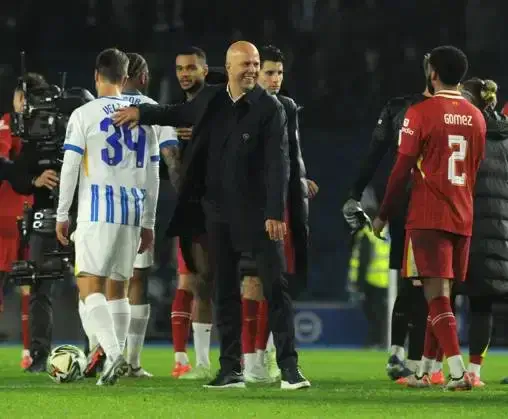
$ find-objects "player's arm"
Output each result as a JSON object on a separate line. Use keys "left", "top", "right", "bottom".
{"left": 56, "top": 111, "right": 84, "bottom": 225}
{"left": 377, "top": 106, "right": 423, "bottom": 224}
{"left": 141, "top": 130, "right": 161, "bottom": 232}
{"left": 158, "top": 126, "right": 182, "bottom": 190}
{"left": 264, "top": 99, "right": 290, "bottom": 241}
{"left": 349, "top": 101, "right": 397, "bottom": 201}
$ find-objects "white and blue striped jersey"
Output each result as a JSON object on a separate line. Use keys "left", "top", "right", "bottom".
{"left": 56, "top": 96, "right": 160, "bottom": 229}
{"left": 121, "top": 92, "right": 178, "bottom": 149}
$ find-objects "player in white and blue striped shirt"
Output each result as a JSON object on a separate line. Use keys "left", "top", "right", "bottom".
{"left": 55, "top": 48, "right": 160, "bottom": 386}
{"left": 121, "top": 52, "right": 178, "bottom": 377}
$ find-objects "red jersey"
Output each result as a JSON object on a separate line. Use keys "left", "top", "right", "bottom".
{"left": 398, "top": 90, "right": 486, "bottom": 236}
{"left": 503, "top": 102, "right": 508, "bottom": 117}
{"left": 0, "top": 113, "right": 33, "bottom": 221}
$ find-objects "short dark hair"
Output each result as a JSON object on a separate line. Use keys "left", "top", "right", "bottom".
{"left": 175, "top": 46, "right": 207, "bottom": 63}
{"left": 95, "top": 48, "right": 129, "bottom": 84}
{"left": 260, "top": 45, "right": 285, "bottom": 67}
{"left": 428, "top": 45, "right": 468, "bottom": 86}
{"left": 126, "top": 52, "right": 149, "bottom": 80}
{"left": 15, "top": 72, "right": 48, "bottom": 92}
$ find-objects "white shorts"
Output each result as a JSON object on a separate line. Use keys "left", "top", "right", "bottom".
{"left": 74, "top": 222, "right": 141, "bottom": 281}
{"left": 133, "top": 248, "right": 154, "bottom": 270}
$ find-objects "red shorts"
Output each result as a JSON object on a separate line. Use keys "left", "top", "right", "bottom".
{"left": 176, "top": 236, "right": 206, "bottom": 275}
{"left": 402, "top": 229, "right": 470, "bottom": 282}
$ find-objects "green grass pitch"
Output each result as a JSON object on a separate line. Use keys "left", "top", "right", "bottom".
{"left": 1, "top": 346, "right": 508, "bottom": 418}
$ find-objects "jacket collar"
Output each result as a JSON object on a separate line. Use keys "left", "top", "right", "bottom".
{"left": 226, "top": 84, "right": 264, "bottom": 105}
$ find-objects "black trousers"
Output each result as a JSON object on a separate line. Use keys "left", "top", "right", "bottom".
{"left": 207, "top": 221, "right": 298, "bottom": 373}
{"left": 28, "top": 233, "right": 55, "bottom": 356}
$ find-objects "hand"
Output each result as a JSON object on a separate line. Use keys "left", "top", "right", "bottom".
{"left": 113, "top": 107, "right": 140, "bottom": 129}
{"left": 342, "top": 198, "right": 363, "bottom": 231}
{"left": 265, "top": 219, "right": 287, "bottom": 241}
{"left": 56, "top": 220, "right": 69, "bottom": 246}
{"left": 34, "top": 170, "right": 59, "bottom": 190}
{"left": 138, "top": 228, "right": 154, "bottom": 254}
{"left": 176, "top": 127, "right": 193, "bottom": 141}
{"left": 372, "top": 217, "right": 387, "bottom": 240}
{"left": 307, "top": 179, "right": 319, "bottom": 199}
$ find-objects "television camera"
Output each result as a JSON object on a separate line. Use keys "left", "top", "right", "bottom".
{"left": 8, "top": 52, "right": 94, "bottom": 286}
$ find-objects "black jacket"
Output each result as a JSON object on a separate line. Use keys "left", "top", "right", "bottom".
{"left": 466, "top": 111, "right": 508, "bottom": 296}
{"left": 0, "top": 157, "right": 36, "bottom": 195}
{"left": 350, "top": 93, "right": 428, "bottom": 202}
{"left": 138, "top": 84, "right": 290, "bottom": 256}
{"left": 278, "top": 95, "right": 309, "bottom": 290}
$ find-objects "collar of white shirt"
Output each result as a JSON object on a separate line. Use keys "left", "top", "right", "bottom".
{"left": 226, "top": 84, "right": 245, "bottom": 103}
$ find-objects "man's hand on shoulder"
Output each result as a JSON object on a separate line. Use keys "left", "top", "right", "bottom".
{"left": 34, "top": 170, "right": 59, "bottom": 190}
{"left": 113, "top": 106, "right": 140, "bottom": 129}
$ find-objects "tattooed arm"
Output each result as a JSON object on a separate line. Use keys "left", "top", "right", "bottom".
{"left": 161, "top": 146, "right": 182, "bottom": 191}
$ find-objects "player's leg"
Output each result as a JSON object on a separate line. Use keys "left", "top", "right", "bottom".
{"left": 75, "top": 222, "right": 131, "bottom": 385}
{"left": 105, "top": 278, "right": 131, "bottom": 354}
{"left": 420, "top": 232, "right": 471, "bottom": 390}
{"left": 467, "top": 295, "right": 492, "bottom": 387}
{"left": 171, "top": 240, "right": 194, "bottom": 377}
{"left": 406, "top": 283, "right": 427, "bottom": 373}
{"left": 126, "top": 266, "right": 152, "bottom": 377}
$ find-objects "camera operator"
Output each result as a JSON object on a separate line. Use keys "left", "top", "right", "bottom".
{"left": 7, "top": 73, "right": 61, "bottom": 372}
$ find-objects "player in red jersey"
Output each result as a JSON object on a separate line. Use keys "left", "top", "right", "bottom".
{"left": 0, "top": 110, "right": 34, "bottom": 367}
{"left": 373, "top": 46, "right": 486, "bottom": 391}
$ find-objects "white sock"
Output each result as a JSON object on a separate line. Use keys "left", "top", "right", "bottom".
{"left": 255, "top": 349, "right": 265, "bottom": 367}
{"left": 78, "top": 299, "right": 99, "bottom": 348}
{"left": 431, "top": 361, "right": 443, "bottom": 373}
{"left": 85, "top": 293, "right": 121, "bottom": 360}
{"left": 390, "top": 345, "right": 405, "bottom": 361}
{"left": 126, "top": 304, "right": 151, "bottom": 369}
{"left": 405, "top": 359, "right": 420, "bottom": 373}
{"left": 420, "top": 356, "right": 434, "bottom": 375}
{"left": 192, "top": 322, "right": 211, "bottom": 368}
{"left": 447, "top": 355, "right": 466, "bottom": 379}
{"left": 175, "top": 352, "right": 189, "bottom": 365}
{"left": 468, "top": 362, "right": 481, "bottom": 377}
{"left": 108, "top": 298, "right": 131, "bottom": 353}
{"left": 244, "top": 353, "right": 256, "bottom": 374}
{"left": 266, "top": 333, "right": 275, "bottom": 351}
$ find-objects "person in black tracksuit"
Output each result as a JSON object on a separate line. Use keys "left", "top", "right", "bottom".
{"left": 457, "top": 78, "right": 508, "bottom": 386}
{"left": 343, "top": 55, "right": 432, "bottom": 379}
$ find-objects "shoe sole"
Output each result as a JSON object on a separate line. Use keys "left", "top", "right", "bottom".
{"left": 280, "top": 380, "right": 311, "bottom": 390}
{"left": 203, "top": 382, "right": 246, "bottom": 389}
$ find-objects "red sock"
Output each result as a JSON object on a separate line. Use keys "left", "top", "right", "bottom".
{"left": 423, "top": 316, "right": 438, "bottom": 359}
{"left": 171, "top": 289, "right": 193, "bottom": 353}
{"left": 428, "top": 296, "right": 460, "bottom": 358}
{"left": 255, "top": 299, "right": 270, "bottom": 351}
{"left": 242, "top": 298, "right": 259, "bottom": 354}
{"left": 436, "top": 347, "right": 444, "bottom": 362}
{"left": 470, "top": 354, "right": 483, "bottom": 365}
{"left": 21, "top": 293, "right": 30, "bottom": 351}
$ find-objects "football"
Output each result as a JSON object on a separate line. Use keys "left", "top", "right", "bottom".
{"left": 46, "top": 345, "right": 87, "bottom": 383}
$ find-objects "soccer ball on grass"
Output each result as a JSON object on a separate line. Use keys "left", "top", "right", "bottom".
{"left": 46, "top": 344, "right": 87, "bottom": 383}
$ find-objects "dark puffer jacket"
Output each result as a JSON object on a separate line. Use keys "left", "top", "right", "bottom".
{"left": 466, "top": 111, "right": 508, "bottom": 296}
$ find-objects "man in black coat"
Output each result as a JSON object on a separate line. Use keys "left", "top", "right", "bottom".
{"left": 239, "top": 45, "right": 318, "bottom": 383}
{"left": 114, "top": 41, "right": 310, "bottom": 390}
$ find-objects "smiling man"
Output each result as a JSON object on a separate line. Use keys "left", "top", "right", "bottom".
{"left": 113, "top": 41, "right": 310, "bottom": 390}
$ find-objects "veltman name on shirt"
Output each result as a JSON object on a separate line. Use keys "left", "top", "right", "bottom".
{"left": 103, "top": 102, "right": 129, "bottom": 116}
{"left": 444, "top": 113, "right": 473, "bottom": 126}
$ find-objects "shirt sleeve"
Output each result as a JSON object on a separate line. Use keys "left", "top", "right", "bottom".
{"left": 141, "top": 127, "right": 160, "bottom": 229}
{"left": 398, "top": 106, "right": 424, "bottom": 157}
{"left": 62, "top": 111, "right": 86, "bottom": 155}
{"left": 158, "top": 125, "right": 179, "bottom": 149}
{"left": 57, "top": 111, "right": 84, "bottom": 222}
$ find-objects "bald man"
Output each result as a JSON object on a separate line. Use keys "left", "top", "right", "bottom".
{"left": 114, "top": 41, "right": 310, "bottom": 390}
